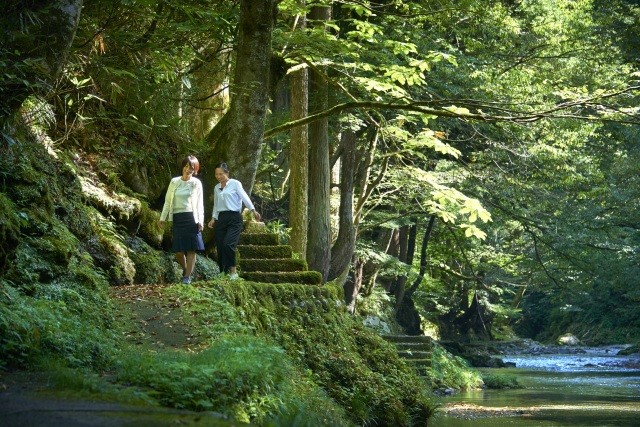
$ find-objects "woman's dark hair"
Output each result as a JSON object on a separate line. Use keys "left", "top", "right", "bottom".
{"left": 214, "top": 162, "right": 229, "bottom": 174}
{"left": 181, "top": 155, "right": 200, "bottom": 175}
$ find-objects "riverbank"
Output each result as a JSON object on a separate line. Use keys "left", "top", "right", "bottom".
{"left": 432, "top": 342, "right": 640, "bottom": 427}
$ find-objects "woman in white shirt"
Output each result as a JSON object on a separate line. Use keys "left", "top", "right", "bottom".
{"left": 159, "top": 155, "right": 205, "bottom": 284}
{"left": 207, "top": 162, "right": 261, "bottom": 279}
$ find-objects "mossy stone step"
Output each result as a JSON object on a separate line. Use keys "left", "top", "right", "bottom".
{"left": 398, "top": 350, "right": 432, "bottom": 360}
{"left": 241, "top": 271, "right": 322, "bottom": 285}
{"left": 409, "top": 363, "right": 431, "bottom": 377}
{"left": 394, "top": 342, "right": 434, "bottom": 352}
{"left": 238, "top": 233, "right": 279, "bottom": 246}
{"left": 237, "top": 244, "right": 292, "bottom": 259}
{"left": 383, "top": 335, "right": 435, "bottom": 344}
{"left": 239, "top": 258, "right": 308, "bottom": 273}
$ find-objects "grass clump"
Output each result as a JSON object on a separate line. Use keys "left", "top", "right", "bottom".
{"left": 481, "top": 373, "right": 521, "bottom": 389}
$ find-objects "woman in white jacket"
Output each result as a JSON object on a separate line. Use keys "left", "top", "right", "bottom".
{"left": 159, "top": 155, "right": 205, "bottom": 284}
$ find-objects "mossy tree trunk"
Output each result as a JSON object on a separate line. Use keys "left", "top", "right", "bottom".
{"left": 1, "top": 0, "right": 83, "bottom": 125}
{"left": 306, "top": 4, "right": 332, "bottom": 282}
{"left": 288, "top": 1, "right": 309, "bottom": 258}
{"left": 201, "top": 0, "right": 277, "bottom": 202}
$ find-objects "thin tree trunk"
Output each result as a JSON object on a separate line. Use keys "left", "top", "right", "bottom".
{"left": 344, "top": 255, "right": 364, "bottom": 314}
{"left": 329, "top": 129, "right": 357, "bottom": 281}
{"left": 406, "top": 215, "right": 436, "bottom": 299}
{"left": 306, "top": 4, "right": 332, "bottom": 282}
{"left": 289, "top": 4, "right": 308, "bottom": 256}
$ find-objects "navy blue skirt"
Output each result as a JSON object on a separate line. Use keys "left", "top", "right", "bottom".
{"left": 172, "top": 212, "right": 205, "bottom": 252}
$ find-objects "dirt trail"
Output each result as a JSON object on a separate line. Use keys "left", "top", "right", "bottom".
{"left": 109, "top": 283, "right": 202, "bottom": 350}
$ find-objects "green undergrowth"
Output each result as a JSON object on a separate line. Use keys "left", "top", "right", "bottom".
{"left": 0, "top": 280, "right": 116, "bottom": 371}
{"left": 168, "top": 281, "right": 437, "bottom": 426}
{"left": 426, "top": 344, "right": 484, "bottom": 391}
{"left": 115, "top": 335, "right": 350, "bottom": 425}
{"left": 480, "top": 372, "right": 521, "bottom": 389}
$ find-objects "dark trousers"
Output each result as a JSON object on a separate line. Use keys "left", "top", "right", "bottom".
{"left": 215, "top": 211, "right": 243, "bottom": 273}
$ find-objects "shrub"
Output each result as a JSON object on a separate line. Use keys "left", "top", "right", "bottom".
{"left": 481, "top": 373, "right": 520, "bottom": 389}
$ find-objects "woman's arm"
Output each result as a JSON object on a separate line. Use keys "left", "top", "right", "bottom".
{"left": 195, "top": 179, "right": 204, "bottom": 226}
{"left": 159, "top": 178, "right": 176, "bottom": 222}
{"left": 236, "top": 181, "right": 261, "bottom": 221}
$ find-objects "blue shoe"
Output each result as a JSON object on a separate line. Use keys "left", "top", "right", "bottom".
{"left": 181, "top": 276, "right": 192, "bottom": 284}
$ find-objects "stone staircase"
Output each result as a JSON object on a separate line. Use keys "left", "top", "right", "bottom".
{"left": 236, "top": 226, "right": 322, "bottom": 285}
{"left": 384, "top": 335, "right": 434, "bottom": 377}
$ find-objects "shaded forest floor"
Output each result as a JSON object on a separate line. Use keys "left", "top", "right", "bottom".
{"left": 110, "top": 284, "right": 203, "bottom": 351}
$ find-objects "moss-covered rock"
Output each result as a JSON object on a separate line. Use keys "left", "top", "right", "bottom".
{"left": 193, "top": 253, "right": 220, "bottom": 281}
{"left": 86, "top": 207, "right": 136, "bottom": 285}
{"left": 127, "top": 236, "right": 169, "bottom": 284}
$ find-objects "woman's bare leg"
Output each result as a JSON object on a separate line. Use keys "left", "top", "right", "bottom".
{"left": 185, "top": 251, "right": 196, "bottom": 278}
{"left": 175, "top": 252, "right": 187, "bottom": 276}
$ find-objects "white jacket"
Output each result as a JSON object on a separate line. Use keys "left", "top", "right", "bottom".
{"left": 160, "top": 176, "right": 204, "bottom": 225}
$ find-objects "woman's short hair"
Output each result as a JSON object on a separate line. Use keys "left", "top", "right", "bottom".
{"left": 214, "top": 162, "right": 229, "bottom": 174}
{"left": 181, "top": 155, "right": 200, "bottom": 175}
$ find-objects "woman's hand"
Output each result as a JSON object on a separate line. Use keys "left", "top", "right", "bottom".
{"left": 252, "top": 210, "right": 262, "bottom": 221}
{"left": 158, "top": 220, "right": 165, "bottom": 227}
{"left": 207, "top": 219, "right": 215, "bottom": 228}
{"left": 197, "top": 223, "right": 204, "bottom": 232}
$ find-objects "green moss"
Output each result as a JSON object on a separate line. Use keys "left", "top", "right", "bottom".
{"left": 239, "top": 232, "right": 279, "bottom": 246}
{"left": 135, "top": 200, "right": 163, "bottom": 247}
{"left": 86, "top": 207, "right": 135, "bottom": 285}
{"left": 0, "top": 192, "right": 22, "bottom": 241}
{"left": 0, "top": 280, "right": 115, "bottom": 371}
{"left": 127, "top": 237, "right": 167, "bottom": 284}
{"left": 174, "top": 281, "right": 436, "bottom": 426}
{"left": 238, "top": 244, "right": 292, "bottom": 259}
{"left": 242, "top": 271, "right": 322, "bottom": 285}
{"left": 193, "top": 254, "right": 220, "bottom": 281}
{"left": 239, "top": 258, "right": 308, "bottom": 273}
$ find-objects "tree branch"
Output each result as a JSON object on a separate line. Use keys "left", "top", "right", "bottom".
{"left": 263, "top": 86, "right": 640, "bottom": 138}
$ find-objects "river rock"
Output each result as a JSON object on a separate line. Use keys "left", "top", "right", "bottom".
{"left": 558, "top": 333, "right": 581, "bottom": 346}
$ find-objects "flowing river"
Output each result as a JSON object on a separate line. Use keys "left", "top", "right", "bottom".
{"left": 430, "top": 345, "right": 640, "bottom": 426}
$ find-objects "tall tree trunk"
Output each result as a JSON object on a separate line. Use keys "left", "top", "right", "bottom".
{"left": 393, "top": 222, "right": 417, "bottom": 309}
{"left": 329, "top": 129, "right": 357, "bottom": 281}
{"left": 306, "top": 4, "right": 332, "bottom": 282}
{"left": 201, "top": 0, "right": 277, "bottom": 201}
{"left": 288, "top": 3, "right": 309, "bottom": 257}
{"left": 1, "top": 0, "right": 83, "bottom": 124}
